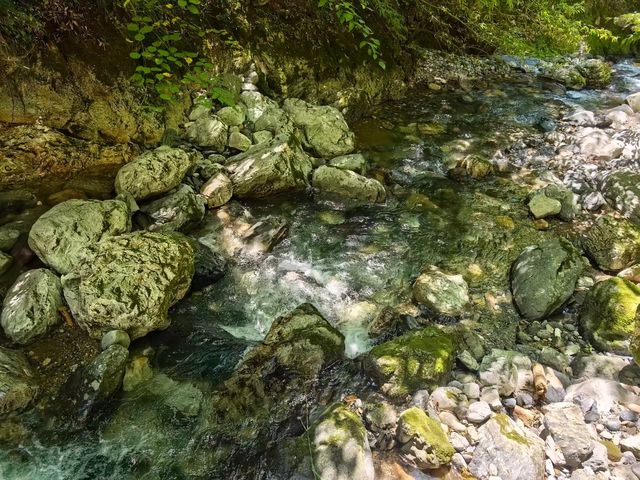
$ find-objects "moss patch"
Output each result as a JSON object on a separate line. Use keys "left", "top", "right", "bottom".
{"left": 398, "top": 407, "right": 455, "bottom": 465}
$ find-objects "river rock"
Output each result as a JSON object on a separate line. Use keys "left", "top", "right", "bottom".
{"left": 511, "top": 238, "right": 584, "bottom": 320}
{"left": 185, "top": 114, "right": 228, "bottom": 151}
{"left": 397, "top": 407, "right": 455, "bottom": 470}
{"left": 579, "top": 58, "right": 612, "bottom": 88}
{"left": 240, "top": 91, "right": 280, "bottom": 124}
{"left": 0, "top": 347, "right": 38, "bottom": 414}
{"left": 626, "top": 93, "right": 640, "bottom": 113}
{"left": 543, "top": 402, "right": 593, "bottom": 467}
{"left": 101, "top": 330, "right": 131, "bottom": 350}
{"left": 115, "top": 146, "right": 197, "bottom": 201}
{"left": 28, "top": 198, "right": 131, "bottom": 275}
{"left": 544, "top": 63, "right": 586, "bottom": 90}
{"left": 311, "top": 403, "right": 374, "bottom": 480}
{"left": 190, "top": 240, "right": 227, "bottom": 291}
{"left": 328, "top": 153, "right": 366, "bottom": 173}
{"left": 364, "top": 326, "right": 455, "bottom": 399}
{"left": 412, "top": 266, "right": 469, "bottom": 315}
{"left": 583, "top": 215, "right": 640, "bottom": 271}
{"left": 139, "top": 184, "right": 205, "bottom": 232}
{"left": 580, "top": 277, "right": 640, "bottom": 355}
{"left": 469, "top": 414, "right": 545, "bottom": 480}
{"left": 528, "top": 190, "right": 561, "bottom": 219}
{"left": 600, "top": 170, "right": 640, "bottom": 224}
{"left": 59, "top": 344, "right": 128, "bottom": 424}
{"left": 217, "top": 105, "right": 245, "bottom": 127}
{"left": 62, "top": 231, "right": 194, "bottom": 340}
{"left": 620, "top": 435, "right": 640, "bottom": 459}
{"left": 226, "top": 134, "right": 313, "bottom": 198}
{"left": 467, "top": 400, "right": 492, "bottom": 424}
{"left": 565, "top": 378, "right": 640, "bottom": 414}
{"left": 571, "top": 354, "right": 631, "bottom": 381}
{"left": 0, "top": 252, "right": 11, "bottom": 275}
{"left": 478, "top": 349, "right": 532, "bottom": 396}
{"left": 312, "top": 165, "right": 386, "bottom": 203}
{"left": 0, "top": 269, "right": 63, "bottom": 344}
{"left": 282, "top": 98, "right": 355, "bottom": 157}
{"left": 576, "top": 128, "right": 624, "bottom": 160}
{"left": 200, "top": 169, "right": 233, "bottom": 208}
{"left": 544, "top": 184, "right": 576, "bottom": 221}
{"left": 0, "top": 227, "right": 19, "bottom": 252}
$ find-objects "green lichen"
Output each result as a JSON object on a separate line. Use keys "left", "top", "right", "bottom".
{"left": 399, "top": 407, "right": 455, "bottom": 464}
{"left": 495, "top": 413, "right": 530, "bottom": 446}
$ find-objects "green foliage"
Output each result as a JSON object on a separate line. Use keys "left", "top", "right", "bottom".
{"left": 318, "top": 0, "right": 386, "bottom": 69}
{"left": 123, "top": 0, "right": 238, "bottom": 107}
{"left": 587, "top": 12, "right": 640, "bottom": 55}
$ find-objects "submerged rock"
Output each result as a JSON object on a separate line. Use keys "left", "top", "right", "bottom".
{"left": 364, "top": 326, "right": 455, "bottom": 399}
{"left": 139, "top": 184, "right": 205, "bottom": 232}
{"left": 312, "top": 165, "right": 386, "bottom": 203}
{"left": 0, "top": 227, "right": 20, "bottom": 252}
{"left": 478, "top": 349, "right": 532, "bottom": 396}
{"left": 62, "top": 232, "right": 194, "bottom": 340}
{"left": 227, "top": 134, "right": 313, "bottom": 198}
{"left": 28, "top": 198, "right": 131, "bottom": 275}
{"left": 583, "top": 215, "right": 640, "bottom": 271}
{"left": 328, "top": 153, "right": 366, "bottom": 173}
{"left": 511, "top": 238, "right": 583, "bottom": 320}
{"left": 115, "top": 146, "right": 197, "bottom": 201}
{"left": 283, "top": 98, "right": 355, "bottom": 157}
{"left": 528, "top": 190, "right": 561, "bottom": 219}
{"left": 397, "top": 406, "right": 455, "bottom": 470}
{"left": 600, "top": 170, "right": 640, "bottom": 224}
{"left": 309, "top": 403, "right": 374, "bottom": 480}
{"left": 412, "top": 266, "right": 469, "bottom": 316}
{"left": 1, "top": 269, "right": 63, "bottom": 344}
{"left": 190, "top": 240, "right": 227, "bottom": 292}
{"left": 0, "top": 346, "right": 38, "bottom": 415}
{"left": 581, "top": 277, "right": 640, "bottom": 355}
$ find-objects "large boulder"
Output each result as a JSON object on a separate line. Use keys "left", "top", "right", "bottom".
{"left": 200, "top": 168, "right": 233, "bottom": 208}
{"left": 62, "top": 232, "right": 194, "bottom": 340}
{"left": 412, "top": 266, "right": 469, "bottom": 316}
{"left": 184, "top": 114, "right": 228, "bottom": 151}
{"left": 581, "top": 277, "right": 640, "bottom": 355}
{"left": 1, "top": 269, "right": 63, "bottom": 344}
{"left": 283, "top": 98, "right": 355, "bottom": 157}
{"left": 364, "top": 326, "right": 455, "bottom": 399}
{"left": 583, "top": 215, "right": 640, "bottom": 271}
{"left": 312, "top": 166, "right": 386, "bottom": 204}
{"left": 511, "top": 239, "right": 584, "bottom": 320}
{"left": 115, "top": 146, "right": 197, "bottom": 201}
{"left": 139, "top": 184, "right": 205, "bottom": 232}
{"left": 0, "top": 347, "right": 38, "bottom": 414}
{"left": 600, "top": 170, "right": 640, "bottom": 224}
{"left": 579, "top": 58, "right": 613, "bottom": 89}
{"left": 543, "top": 63, "right": 586, "bottom": 90}
{"left": 397, "top": 407, "right": 455, "bottom": 470}
{"left": 543, "top": 402, "right": 593, "bottom": 468}
{"left": 310, "top": 403, "right": 374, "bottom": 480}
{"left": 469, "top": 414, "right": 545, "bottom": 480}
{"left": 28, "top": 198, "right": 131, "bottom": 275}
{"left": 226, "top": 134, "right": 313, "bottom": 198}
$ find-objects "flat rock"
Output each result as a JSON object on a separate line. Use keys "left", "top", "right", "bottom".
{"left": 543, "top": 402, "right": 593, "bottom": 467}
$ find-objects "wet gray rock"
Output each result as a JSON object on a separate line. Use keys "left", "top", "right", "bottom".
{"left": 184, "top": 115, "right": 228, "bottom": 151}
{"left": 543, "top": 402, "right": 593, "bottom": 467}
{"left": 0, "top": 346, "right": 38, "bottom": 414}
{"left": 511, "top": 238, "right": 583, "bottom": 320}
{"left": 412, "top": 266, "right": 469, "bottom": 316}
{"left": 583, "top": 215, "right": 640, "bottom": 271}
{"left": 62, "top": 232, "right": 194, "bottom": 340}
{"left": 28, "top": 198, "right": 131, "bottom": 275}
{"left": 0, "top": 227, "right": 20, "bottom": 252}
{"left": 600, "top": 170, "right": 640, "bottom": 224}
{"left": 565, "top": 378, "right": 640, "bottom": 414}
{"left": 115, "top": 146, "right": 198, "bottom": 201}
{"left": 283, "top": 98, "right": 355, "bottom": 157}
{"left": 469, "top": 414, "right": 545, "bottom": 480}
{"left": 139, "top": 184, "right": 205, "bottom": 232}
{"left": 190, "top": 240, "right": 227, "bottom": 292}
{"left": 312, "top": 166, "right": 386, "bottom": 204}
{"left": 60, "top": 344, "right": 128, "bottom": 424}
{"left": 1, "top": 269, "right": 63, "bottom": 344}
{"left": 310, "top": 403, "right": 374, "bottom": 480}
{"left": 226, "top": 134, "right": 313, "bottom": 198}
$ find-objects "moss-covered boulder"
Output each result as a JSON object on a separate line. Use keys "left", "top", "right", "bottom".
{"left": 312, "top": 165, "right": 386, "bottom": 204}
{"left": 0, "top": 346, "right": 38, "bottom": 415}
{"left": 62, "top": 232, "right": 194, "bottom": 340}
{"left": 581, "top": 277, "right": 640, "bottom": 355}
{"left": 600, "top": 170, "right": 640, "bottom": 225}
{"left": 579, "top": 58, "right": 613, "bottom": 89}
{"left": 583, "top": 216, "right": 640, "bottom": 271}
{"left": 511, "top": 238, "right": 584, "bottom": 320}
{"left": 139, "top": 184, "right": 206, "bottom": 232}
{"left": 115, "top": 146, "right": 198, "bottom": 201}
{"left": 364, "top": 326, "right": 455, "bottom": 399}
{"left": 28, "top": 198, "right": 132, "bottom": 275}
{"left": 397, "top": 407, "right": 455, "bottom": 470}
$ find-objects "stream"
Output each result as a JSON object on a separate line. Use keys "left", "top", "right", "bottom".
{"left": 1, "top": 59, "right": 639, "bottom": 479}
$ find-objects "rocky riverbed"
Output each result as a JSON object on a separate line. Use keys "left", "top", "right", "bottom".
{"left": 0, "top": 56, "right": 640, "bottom": 480}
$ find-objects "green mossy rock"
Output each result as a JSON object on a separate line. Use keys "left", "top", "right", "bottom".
{"left": 397, "top": 407, "right": 455, "bottom": 469}
{"left": 511, "top": 238, "right": 584, "bottom": 320}
{"left": 0, "top": 346, "right": 38, "bottom": 415}
{"left": 312, "top": 165, "right": 386, "bottom": 204}
{"left": 413, "top": 266, "right": 470, "bottom": 316}
{"left": 365, "top": 326, "right": 455, "bottom": 399}
{"left": 583, "top": 215, "right": 640, "bottom": 271}
{"left": 581, "top": 277, "right": 640, "bottom": 355}
{"left": 579, "top": 59, "right": 613, "bottom": 89}
{"left": 62, "top": 231, "right": 194, "bottom": 340}
{"left": 139, "top": 184, "right": 206, "bottom": 233}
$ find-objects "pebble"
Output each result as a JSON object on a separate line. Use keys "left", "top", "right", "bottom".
{"left": 585, "top": 411, "right": 600, "bottom": 423}
{"left": 606, "top": 419, "right": 622, "bottom": 432}
{"left": 467, "top": 401, "right": 492, "bottom": 424}
{"left": 620, "top": 410, "right": 639, "bottom": 422}
{"left": 439, "top": 411, "right": 467, "bottom": 433}
{"left": 463, "top": 382, "right": 480, "bottom": 399}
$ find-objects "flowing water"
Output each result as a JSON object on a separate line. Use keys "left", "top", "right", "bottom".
{"left": 1, "top": 59, "right": 639, "bottom": 479}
